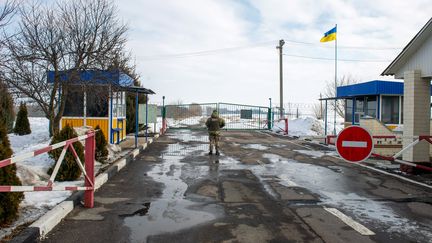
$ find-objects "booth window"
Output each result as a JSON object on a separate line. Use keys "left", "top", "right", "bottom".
{"left": 112, "top": 91, "right": 126, "bottom": 117}
{"left": 354, "top": 98, "right": 364, "bottom": 123}
{"left": 345, "top": 99, "right": 353, "bottom": 122}
{"left": 365, "top": 96, "right": 377, "bottom": 117}
{"left": 63, "top": 86, "right": 84, "bottom": 116}
{"left": 382, "top": 96, "right": 399, "bottom": 124}
{"left": 86, "top": 86, "right": 108, "bottom": 117}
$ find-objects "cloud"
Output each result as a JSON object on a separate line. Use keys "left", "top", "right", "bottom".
{"left": 114, "top": 0, "right": 432, "bottom": 106}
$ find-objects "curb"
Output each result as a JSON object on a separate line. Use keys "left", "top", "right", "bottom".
{"left": 10, "top": 134, "right": 160, "bottom": 242}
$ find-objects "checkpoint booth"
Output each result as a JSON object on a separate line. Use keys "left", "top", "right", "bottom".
{"left": 321, "top": 79, "right": 432, "bottom": 158}
{"left": 335, "top": 80, "right": 432, "bottom": 131}
{"left": 337, "top": 80, "right": 406, "bottom": 130}
{"left": 48, "top": 70, "right": 155, "bottom": 145}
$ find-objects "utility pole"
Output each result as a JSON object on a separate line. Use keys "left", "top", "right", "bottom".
{"left": 276, "top": 39, "right": 285, "bottom": 118}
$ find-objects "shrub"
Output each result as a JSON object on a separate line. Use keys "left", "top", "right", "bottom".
{"left": 48, "top": 124, "right": 84, "bottom": 181}
{"left": 95, "top": 125, "right": 108, "bottom": 163}
{"left": 126, "top": 80, "right": 147, "bottom": 134}
{"left": 0, "top": 122, "right": 24, "bottom": 225}
{"left": 14, "top": 103, "right": 31, "bottom": 135}
{"left": 0, "top": 82, "right": 15, "bottom": 133}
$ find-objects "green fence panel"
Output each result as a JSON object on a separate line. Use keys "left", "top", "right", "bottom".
{"left": 165, "top": 103, "right": 218, "bottom": 129}
{"left": 139, "top": 104, "right": 158, "bottom": 123}
{"left": 164, "top": 102, "right": 270, "bottom": 130}
{"left": 218, "top": 102, "right": 268, "bottom": 130}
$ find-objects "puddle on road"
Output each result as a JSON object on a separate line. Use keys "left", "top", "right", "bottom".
{"left": 123, "top": 132, "right": 223, "bottom": 242}
{"left": 168, "top": 130, "right": 209, "bottom": 143}
{"left": 161, "top": 143, "right": 208, "bottom": 156}
{"left": 124, "top": 130, "right": 432, "bottom": 242}
{"left": 120, "top": 203, "right": 151, "bottom": 217}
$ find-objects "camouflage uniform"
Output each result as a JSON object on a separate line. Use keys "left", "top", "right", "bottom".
{"left": 205, "top": 110, "right": 225, "bottom": 155}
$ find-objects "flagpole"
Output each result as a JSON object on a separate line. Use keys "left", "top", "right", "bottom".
{"left": 334, "top": 24, "right": 337, "bottom": 135}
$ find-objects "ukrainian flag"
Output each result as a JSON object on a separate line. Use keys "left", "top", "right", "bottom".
{"left": 320, "top": 26, "right": 337, "bottom": 42}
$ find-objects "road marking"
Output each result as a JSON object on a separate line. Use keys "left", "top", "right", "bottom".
{"left": 324, "top": 207, "right": 375, "bottom": 236}
{"left": 342, "top": 141, "right": 367, "bottom": 148}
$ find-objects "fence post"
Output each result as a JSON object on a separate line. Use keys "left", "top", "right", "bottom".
{"left": 267, "top": 108, "right": 272, "bottom": 130}
{"left": 258, "top": 108, "right": 261, "bottom": 129}
{"left": 284, "top": 118, "right": 288, "bottom": 135}
{"left": 84, "top": 131, "right": 95, "bottom": 208}
{"left": 162, "top": 106, "right": 167, "bottom": 133}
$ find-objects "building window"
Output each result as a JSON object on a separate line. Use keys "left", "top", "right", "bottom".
{"left": 112, "top": 92, "right": 119, "bottom": 117}
{"left": 63, "top": 86, "right": 84, "bottom": 116}
{"left": 111, "top": 91, "right": 126, "bottom": 118}
{"left": 345, "top": 96, "right": 377, "bottom": 124}
{"left": 86, "top": 86, "right": 108, "bottom": 117}
{"left": 345, "top": 99, "right": 353, "bottom": 122}
{"left": 382, "top": 96, "right": 399, "bottom": 124}
{"left": 354, "top": 98, "right": 364, "bottom": 123}
{"left": 365, "top": 96, "right": 377, "bottom": 117}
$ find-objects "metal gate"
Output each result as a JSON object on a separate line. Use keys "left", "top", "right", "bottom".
{"left": 163, "top": 102, "right": 271, "bottom": 130}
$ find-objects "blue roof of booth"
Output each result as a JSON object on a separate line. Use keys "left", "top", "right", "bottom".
{"left": 47, "top": 70, "right": 134, "bottom": 87}
{"left": 337, "top": 80, "right": 405, "bottom": 98}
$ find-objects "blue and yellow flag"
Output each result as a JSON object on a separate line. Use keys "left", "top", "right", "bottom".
{"left": 320, "top": 26, "right": 337, "bottom": 42}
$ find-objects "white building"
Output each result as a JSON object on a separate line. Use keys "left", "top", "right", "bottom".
{"left": 382, "top": 18, "right": 432, "bottom": 163}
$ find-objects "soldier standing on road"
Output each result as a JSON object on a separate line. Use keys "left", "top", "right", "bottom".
{"left": 205, "top": 110, "right": 225, "bottom": 156}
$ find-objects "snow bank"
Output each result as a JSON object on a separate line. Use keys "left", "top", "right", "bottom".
{"left": 2, "top": 117, "right": 136, "bottom": 239}
{"left": 272, "top": 116, "right": 344, "bottom": 137}
{"left": 8, "top": 118, "right": 70, "bottom": 209}
{"left": 167, "top": 116, "right": 204, "bottom": 128}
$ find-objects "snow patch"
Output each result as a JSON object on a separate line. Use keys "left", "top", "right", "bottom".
{"left": 272, "top": 116, "right": 344, "bottom": 137}
{"left": 242, "top": 144, "right": 269, "bottom": 150}
{"left": 294, "top": 149, "right": 337, "bottom": 158}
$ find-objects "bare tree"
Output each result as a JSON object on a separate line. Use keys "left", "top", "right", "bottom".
{"left": 1, "top": 0, "right": 129, "bottom": 135}
{"left": 0, "top": 0, "right": 18, "bottom": 28}
{"left": 189, "top": 103, "right": 202, "bottom": 116}
{"left": 323, "top": 75, "right": 358, "bottom": 119}
{"left": 312, "top": 103, "right": 323, "bottom": 119}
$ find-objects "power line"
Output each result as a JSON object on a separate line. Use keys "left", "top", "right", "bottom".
{"left": 283, "top": 53, "right": 392, "bottom": 63}
{"left": 138, "top": 39, "right": 401, "bottom": 61}
{"left": 283, "top": 39, "right": 401, "bottom": 50}
{"left": 138, "top": 40, "right": 276, "bottom": 60}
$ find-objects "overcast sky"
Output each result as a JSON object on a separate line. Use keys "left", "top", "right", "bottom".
{"left": 113, "top": 0, "right": 431, "bottom": 106}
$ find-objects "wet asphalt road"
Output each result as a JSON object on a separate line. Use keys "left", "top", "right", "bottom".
{"left": 41, "top": 130, "right": 432, "bottom": 243}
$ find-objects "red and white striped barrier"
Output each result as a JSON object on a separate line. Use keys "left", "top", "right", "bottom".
{"left": 371, "top": 135, "right": 432, "bottom": 172}
{"left": 0, "top": 131, "right": 96, "bottom": 208}
{"left": 324, "top": 132, "right": 432, "bottom": 172}
{"left": 0, "top": 186, "right": 93, "bottom": 192}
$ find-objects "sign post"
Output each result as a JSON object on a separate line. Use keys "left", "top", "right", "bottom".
{"left": 336, "top": 126, "right": 373, "bottom": 163}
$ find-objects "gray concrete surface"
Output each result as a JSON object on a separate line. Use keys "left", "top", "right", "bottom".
{"left": 41, "top": 130, "right": 432, "bottom": 243}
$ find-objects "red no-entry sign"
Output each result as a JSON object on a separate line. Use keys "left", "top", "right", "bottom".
{"left": 336, "top": 126, "right": 373, "bottom": 163}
